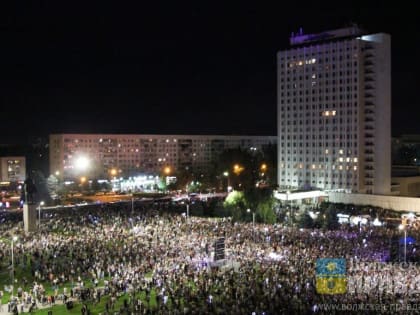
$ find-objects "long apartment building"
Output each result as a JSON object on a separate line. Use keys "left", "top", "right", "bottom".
{"left": 50, "top": 134, "right": 276, "bottom": 180}
{"left": 277, "top": 26, "right": 391, "bottom": 194}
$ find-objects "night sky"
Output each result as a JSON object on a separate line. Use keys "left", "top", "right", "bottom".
{"left": 0, "top": 2, "right": 418, "bottom": 144}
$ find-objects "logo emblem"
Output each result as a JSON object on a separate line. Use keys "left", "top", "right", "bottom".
{"left": 316, "top": 258, "right": 346, "bottom": 294}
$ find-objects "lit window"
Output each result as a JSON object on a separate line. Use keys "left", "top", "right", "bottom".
{"left": 354, "top": 166, "right": 357, "bottom": 170}
{"left": 346, "top": 157, "right": 350, "bottom": 162}
{"left": 325, "top": 149, "right": 329, "bottom": 154}
{"left": 339, "top": 149, "right": 344, "bottom": 154}
{"left": 339, "top": 165, "right": 343, "bottom": 170}
{"left": 354, "top": 157, "right": 358, "bottom": 163}
{"left": 339, "top": 157, "right": 343, "bottom": 162}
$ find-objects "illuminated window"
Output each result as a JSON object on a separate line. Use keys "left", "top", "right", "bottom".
{"left": 339, "top": 165, "right": 343, "bottom": 170}
{"left": 325, "top": 149, "right": 329, "bottom": 154}
{"left": 353, "top": 157, "right": 358, "bottom": 162}
{"left": 346, "top": 157, "right": 350, "bottom": 162}
{"left": 339, "top": 157, "right": 343, "bottom": 162}
{"left": 354, "top": 166, "right": 357, "bottom": 170}
{"left": 339, "top": 149, "right": 344, "bottom": 154}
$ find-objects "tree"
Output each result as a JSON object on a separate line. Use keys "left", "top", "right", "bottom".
{"left": 223, "top": 191, "right": 247, "bottom": 222}
{"left": 324, "top": 204, "right": 340, "bottom": 230}
{"left": 256, "top": 197, "right": 277, "bottom": 224}
{"left": 31, "top": 170, "right": 52, "bottom": 205}
{"left": 46, "top": 175, "right": 59, "bottom": 200}
{"left": 297, "top": 211, "right": 315, "bottom": 229}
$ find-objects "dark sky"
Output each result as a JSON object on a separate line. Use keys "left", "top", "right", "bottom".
{"left": 0, "top": 2, "right": 418, "bottom": 144}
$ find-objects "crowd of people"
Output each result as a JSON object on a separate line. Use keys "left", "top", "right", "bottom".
{"left": 0, "top": 199, "right": 420, "bottom": 314}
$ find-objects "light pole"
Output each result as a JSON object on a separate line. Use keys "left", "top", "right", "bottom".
{"left": 223, "top": 172, "right": 231, "bottom": 192}
{"left": 11, "top": 236, "right": 18, "bottom": 297}
{"left": 247, "top": 209, "right": 255, "bottom": 241}
{"left": 38, "top": 201, "right": 45, "bottom": 230}
{"left": 399, "top": 224, "right": 407, "bottom": 263}
{"left": 286, "top": 190, "right": 292, "bottom": 226}
{"left": 186, "top": 203, "right": 189, "bottom": 222}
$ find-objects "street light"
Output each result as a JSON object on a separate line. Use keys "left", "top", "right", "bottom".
{"left": 233, "top": 164, "right": 244, "bottom": 175}
{"left": 110, "top": 168, "right": 118, "bottom": 177}
{"left": 223, "top": 172, "right": 231, "bottom": 192}
{"left": 164, "top": 166, "right": 171, "bottom": 176}
{"left": 399, "top": 224, "right": 407, "bottom": 263}
{"left": 247, "top": 208, "right": 255, "bottom": 241}
{"left": 260, "top": 163, "right": 267, "bottom": 175}
{"left": 286, "top": 190, "right": 292, "bottom": 226}
{"left": 38, "top": 201, "right": 45, "bottom": 230}
{"left": 11, "top": 235, "right": 18, "bottom": 298}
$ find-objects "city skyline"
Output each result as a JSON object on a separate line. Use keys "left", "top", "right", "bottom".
{"left": 0, "top": 2, "right": 418, "bottom": 145}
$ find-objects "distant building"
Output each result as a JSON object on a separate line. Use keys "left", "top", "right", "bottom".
{"left": 0, "top": 156, "right": 26, "bottom": 182}
{"left": 49, "top": 134, "right": 276, "bottom": 180}
{"left": 277, "top": 26, "right": 391, "bottom": 194}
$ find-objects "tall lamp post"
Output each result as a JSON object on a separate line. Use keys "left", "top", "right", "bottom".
{"left": 399, "top": 224, "right": 407, "bottom": 263}
{"left": 247, "top": 209, "right": 255, "bottom": 241}
{"left": 38, "top": 201, "right": 45, "bottom": 230}
{"left": 286, "top": 190, "right": 292, "bottom": 226}
{"left": 223, "top": 172, "right": 231, "bottom": 192}
{"left": 11, "top": 235, "right": 18, "bottom": 297}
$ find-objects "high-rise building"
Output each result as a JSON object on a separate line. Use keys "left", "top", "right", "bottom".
{"left": 277, "top": 26, "right": 391, "bottom": 194}
{"left": 0, "top": 156, "right": 26, "bottom": 182}
{"left": 50, "top": 134, "right": 276, "bottom": 180}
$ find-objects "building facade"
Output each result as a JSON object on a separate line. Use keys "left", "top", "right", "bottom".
{"left": 0, "top": 156, "right": 26, "bottom": 183}
{"left": 50, "top": 134, "right": 276, "bottom": 180}
{"left": 277, "top": 26, "right": 391, "bottom": 194}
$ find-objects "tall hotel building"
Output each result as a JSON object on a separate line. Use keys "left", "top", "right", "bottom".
{"left": 50, "top": 134, "right": 276, "bottom": 180}
{"left": 277, "top": 26, "right": 391, "bottom": 194}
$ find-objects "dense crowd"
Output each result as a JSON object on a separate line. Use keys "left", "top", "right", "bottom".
{"left": 0, "top": 200, "right": 420, "bottom": 314}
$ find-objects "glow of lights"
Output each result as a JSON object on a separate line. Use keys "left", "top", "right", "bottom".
{"left": 233, "top": 164, "right": 244, "bottom": 175}
{"left": 75, "top": 156, "right": 90, "bottom": 171}
{"left": 164, "top": 166, "right": 171, "bottom": 175}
